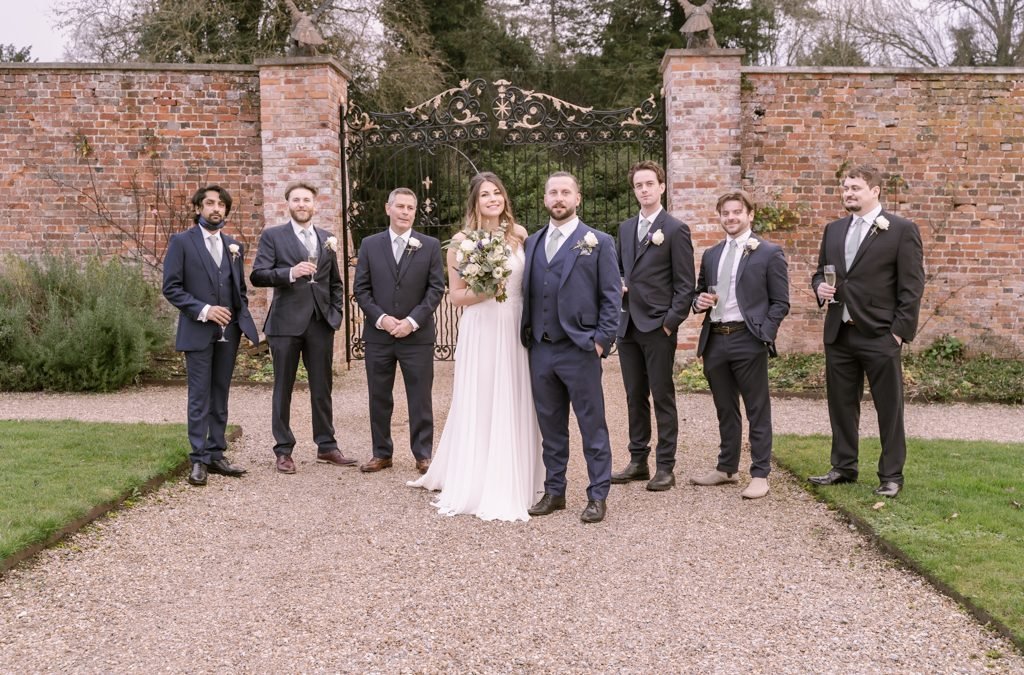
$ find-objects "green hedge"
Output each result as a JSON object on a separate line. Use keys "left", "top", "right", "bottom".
{"left": 0, "top": 255, "right": 172, "bottom": 392}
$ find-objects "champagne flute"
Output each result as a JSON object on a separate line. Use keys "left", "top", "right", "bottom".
{"left": 707, "top": 285, "right": 719, "bottom": 309}
{"left": 823, "top": 265, "right": 838, "bottom": 304}
{"left": 217, "top": 323, "right": 229, "bottom": 343}
{"left": 307, "top": 248, "right": 319, "bottom": 284}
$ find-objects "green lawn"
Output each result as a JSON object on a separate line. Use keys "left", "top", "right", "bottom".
{"left": 776, "top": 434, "right": 1024, "bottom": 648}
{"left": 0, "top": 420, "right": 188, "bottom": 563}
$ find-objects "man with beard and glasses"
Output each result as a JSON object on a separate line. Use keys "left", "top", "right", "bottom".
{"left": 809, "top": 165, "right": 925, "bottom": 498}
{"left": 163, "top": 185, "right": 260, "bottom": 486}
{"left": 251, "top": 182, "right": 354, "bottom": 474}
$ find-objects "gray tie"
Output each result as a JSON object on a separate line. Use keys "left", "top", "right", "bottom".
{"left": 301, "top": 228, "right": 315, "bottom": 257}
{"left": 545, "top": 228, "right": 562, "bottom": 263}
{"left": 637, "top": 218, "right": 651, "bottom": 243}
{"left": 712, "top": 240, "right": 738, "bottom": 322}
{"left": 394, "top": 236, "right": 406, "bottom": 264}
{"left": 207, "top": 234, "right": 222, "bottom": 266}
{"left": 845, "top": 216, "right": 865, "bottom": 269}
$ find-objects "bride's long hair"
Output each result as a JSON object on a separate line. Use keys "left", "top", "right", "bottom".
{"left": 463, "top": 172, "right": 524, "bottom": 249}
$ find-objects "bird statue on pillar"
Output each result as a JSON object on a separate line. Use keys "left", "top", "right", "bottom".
{"left": 283, "top": 0, "right": 326, "bottom": 57}
{"left": 677, "top": 0, "right": 719, "bottom": 49}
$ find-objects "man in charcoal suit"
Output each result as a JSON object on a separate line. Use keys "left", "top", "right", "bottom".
{"left": 251, "top": 181, "right": 353, "bottom": 474}
{"left": 521, "top": 172, "right": 622, "bottom": 523}
{"left": 690, "top": 190, "right": 790, "bottom": 499}
{"left": 163, "top": 185, "right": 260, "bottom": 486}
{"left": 810, "top": 165, "right": 925, "bottom": 498}
{"left": 354, "top": 187, "right": 445, "bottom": 475}
{"left": 611, "top": 160, "right": 695, "bottom": 492}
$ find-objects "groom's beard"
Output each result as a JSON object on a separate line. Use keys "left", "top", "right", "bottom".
{"left": 546, "top": 204, "right": 575, "bottom": 222}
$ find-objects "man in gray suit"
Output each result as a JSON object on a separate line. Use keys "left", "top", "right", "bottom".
{"left": 354, "top": 187, "right": 445, "bottom": 475}
{"left": 690, "top": 191, "right": 790, "bottom": 499}
{"left": 251, "top": 181, "right": 353, "bottom": 474}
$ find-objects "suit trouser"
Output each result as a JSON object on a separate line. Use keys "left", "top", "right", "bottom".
{"left": 528, "top": 339, "right": 612, "bottom": 501}
{"left": 701, "top": 328, "right": 773, "bottom": 478}
{"left": 268, "top": 317, "right": 338, "bottom": 455}
{"left": 825, "top": 324, "right": 907, "bottom": 484}
{"left": 364, "top": 341, "right": 434, "bottom": 461}
{"left": 617, "top": 323, "right": 679, "bottom": 471}
{"left": 184, "top": 323, "right": 241, "bottom": 464}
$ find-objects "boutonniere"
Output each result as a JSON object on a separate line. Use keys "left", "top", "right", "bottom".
{"left": 228, "top": 243, "right": 240, "bottom": 260}
{"left": 407, "top": 237, "right": 422, "bottom": 252}
{"left": 743, "top": 238, "right": 760, "bottom": 255}
{"left": 324, "top": 236, "right": 338, "bottom": 252}
{"left": 870, "top": 215, "right": 890, "bottom": 236}
{"left": 573, "top": 231, "right": 600, "bottom": 256}
{"left": 650, "top": 230, "right": 665, "bottom": 246}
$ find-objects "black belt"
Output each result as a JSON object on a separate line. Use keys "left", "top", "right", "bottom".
{"left": 709, "top": 321, "right": 747, "bottom": 335}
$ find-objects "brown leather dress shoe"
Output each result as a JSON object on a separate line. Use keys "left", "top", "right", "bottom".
{"left": 360, "top": 457, "right": 393, "bottom": 473}
{"left": 415, "top": 458, "right": 431, "bottom": 474}
{"left": 316, "top": 449, "right": 357, "bottom": 467}
{"left": 276, "top": 455, "right": 296, "bottom": 474}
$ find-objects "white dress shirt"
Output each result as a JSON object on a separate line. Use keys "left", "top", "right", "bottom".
{"left": 716, "top": 228, "right": 753, "bottom": 323}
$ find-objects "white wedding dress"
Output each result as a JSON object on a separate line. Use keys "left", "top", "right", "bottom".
{"left": 408, "top": 247, "right": 544, "bottom": 521}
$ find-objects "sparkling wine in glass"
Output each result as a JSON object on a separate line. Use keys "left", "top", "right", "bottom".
{"left": 707, "top": 285, "right": 719, "bottom": 309}
{"left": 217, "top": 324, "right": 229, "bottom": 343}
{"left": 823, "top": 265, "right": 838, "bottom": 304}
{"left": 307, "top": 249, "right": 319, "bottom": 284}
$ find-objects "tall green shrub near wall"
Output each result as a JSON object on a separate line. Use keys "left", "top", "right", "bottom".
{"left": 0, "top": 256, "right": 172, "bottom": 392}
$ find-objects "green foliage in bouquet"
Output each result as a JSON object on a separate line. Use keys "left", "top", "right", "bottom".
{"left": 446, "top": 230, "right": 514, "bottom": 302}
{"left": 0, "top": 255, "right": 172, "bottom": 392}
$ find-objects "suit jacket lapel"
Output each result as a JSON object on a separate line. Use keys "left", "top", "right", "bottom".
{"left": 189, "top": 226, "right": 219, "bottom": 286}
{"left": 396, "top": 231, "right": 416, "bottom": 283}
{"left": 736, "top": 238, "right": 754, "bottom": 281}
{"left": 634, "top": 212, "right": 663, "bottom": 263}
{"left": 707, "top": 240, "right": 725, "bottom": 286}
{"left": 832, "top": 215, "right": 854, "bottom": 274}
{"left": 621, "top": 217, "right": 637, "bottom": 276}
{"left": 848, "top": 214, "right": 880, "bottom": 272}
{"left": 558, "top": 225, "right": 587, "bottom": 289}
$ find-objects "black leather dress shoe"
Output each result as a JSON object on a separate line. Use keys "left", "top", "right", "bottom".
{"left": 808, "top": 469, "right": 856, "bottom": 486}
{"left": 610, "top": 461, "right": 650, "bottom": 484}
{"left": 208, "top": 459, "right": 247, "bottom": 477}
{"left": 646, "top": 469, "right": 675, "bottom": 492}
{"left": 187, "top": 462, "right": 208, "bottom": 486}
{"left": 527, "top": 494, "right": 566, "bottom": 516}
{"left": 873, "top": 482, "right": 902, "bottom": 498}
{"left": 580, "top": 499, "right": 607, "bottom": 523}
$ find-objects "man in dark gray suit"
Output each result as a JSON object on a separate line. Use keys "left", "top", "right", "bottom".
{"left": 612, "top": 161, "right": 695, "bottom": 492}
{"left": 354, "top": 188, "right": 445, "bottom": 475}
{"left": 690, "top": 191, "right": 789, "bottom": 499}
{"left": 810, "top": 165, "right": 925, "bottom": 498}
{"left": 163, "top": 185, "right": 260, "bottom": 486}
{"left": 251, "top": 181, "right": 353, "bottom": 474}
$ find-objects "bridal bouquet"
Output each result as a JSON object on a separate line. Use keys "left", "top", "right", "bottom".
{"left": 449, "top": 229, "right": 514, "bottom": 302}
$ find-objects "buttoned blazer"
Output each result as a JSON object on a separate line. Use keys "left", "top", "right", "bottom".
{"left": 250, "top": 223, "right": 344, "bottom": 336}
{"left": 811, "top": 210, "right": 925, "bottom": 344}
{"left": 353, "top": 229, "right": 445, "bottom": 345}
{"left": 616, "top": 210, "right": 695, "bottom": 336}
{"left": 520, "top": 221, "right": 622, "bottom": 355}
{"left": 695, "top": 236, "right": 790, "bottom": 357}
{"left": 162, "top": 225, "right": 259, "bottom": 351}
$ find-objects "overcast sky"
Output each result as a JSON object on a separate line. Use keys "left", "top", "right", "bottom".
{"left": 0, "top": 0, "right": 67, "bottom": 61}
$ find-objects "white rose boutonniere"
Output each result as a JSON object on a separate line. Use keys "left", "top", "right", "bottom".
{"left": 871, "top": 215, "right": 890, "bottom": 236}
{"left": 324, "top": 236, "right": 338, "bottom": 252}
{"left": 228, "top": 243, "right": 240, "bottom": 260}
{"left": 651, "top": 230, "right": 665, "bottom": 246}
{"left": 743, "top": 238, "right": 760, "bottom": 255}
{"left": 573, "top": 231, "right": 600, "bottom": 256}
{"left": 407, "top": 237, "right": 422, "bottom": 251}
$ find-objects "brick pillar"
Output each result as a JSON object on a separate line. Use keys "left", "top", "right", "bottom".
{"left": 256, "top": 57, "right": 350, "bottom": 362}
{"left": 661, "top": 48, "right": 744, "bottom": 354}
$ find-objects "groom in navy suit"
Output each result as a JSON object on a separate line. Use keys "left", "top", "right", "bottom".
{"left": 163, "top": 185, "right": 260, "bottom": 486}
{"left": 521, "top": 172, "right": 622, "bottom": 523}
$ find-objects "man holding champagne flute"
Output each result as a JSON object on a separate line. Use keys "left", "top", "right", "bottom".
{"left": 809, "top": 165, "right": 925, "bottom": 498}
{"left": 691, "top": 191, "right": 790, "bottom": 499}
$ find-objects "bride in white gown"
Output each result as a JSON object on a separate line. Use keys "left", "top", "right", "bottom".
{"left": 408, "top": 172, "right": 544, "bottom": 521}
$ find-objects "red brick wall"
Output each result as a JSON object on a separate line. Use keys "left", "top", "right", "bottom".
{"left": 663, "top": 51, "right": 1024, "bottom": 357}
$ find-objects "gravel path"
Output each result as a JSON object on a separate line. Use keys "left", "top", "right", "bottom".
{"left": 1, "top": 359, "right": 1022, "bottom": 673}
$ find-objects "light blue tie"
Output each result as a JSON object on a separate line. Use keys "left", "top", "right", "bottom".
{"left": 712, "top": 240, "right": 738, "bottom": 322}
{"left": 545, "top": 228, "right": 562, "bottom": 263}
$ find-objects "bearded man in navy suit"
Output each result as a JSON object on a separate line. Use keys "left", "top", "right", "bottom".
{"left": 690, "top": 191, "right": 789, "bottom": 500}
{"left": 809, "top": 166, "right": 925, "bottom": 498}
{"left": 520, "top": 172, "right": 622, "bottom": 524}
{"left": 163, "top": 185, "right": 260, "bottom": 486}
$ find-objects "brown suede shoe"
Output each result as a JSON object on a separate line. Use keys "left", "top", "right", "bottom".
{"left": 415, "top": 458, "right": 431, "bottom": 474}
{"left": 276, "top": 455, "right": 296, "bottom": 474}
{"left": 316, "top": 449, "right": 357, "bottom": 467}
{"left": 360, "top": 457, "right": 393, "bottom": 473}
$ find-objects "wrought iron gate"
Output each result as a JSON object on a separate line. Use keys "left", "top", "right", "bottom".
{"left": 341, "top": 78, "right": 665, "bottom": 363}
